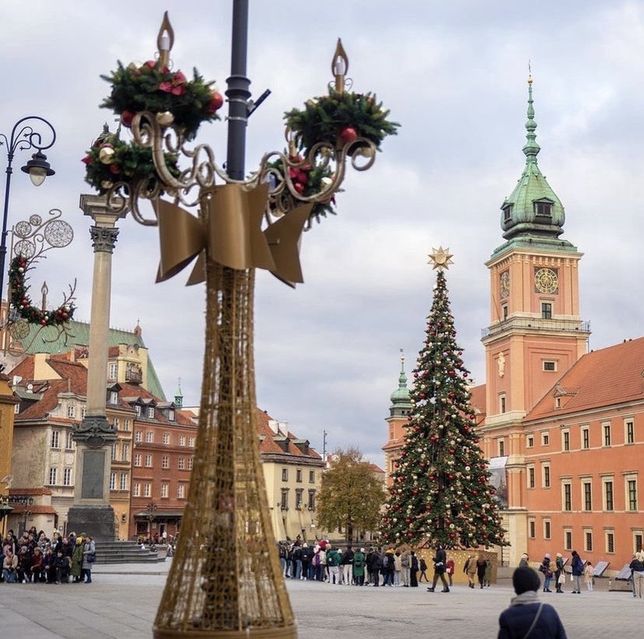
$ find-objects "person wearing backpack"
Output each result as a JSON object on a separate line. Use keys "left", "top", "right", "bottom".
{"left": 341, "top": 545, "right": 354, "bottom": 585}
{"left": 300, "top": 543, "right": 312, "bottom": 580}
{"left": 327, "top": 546, "right": 341, "bottom": 584}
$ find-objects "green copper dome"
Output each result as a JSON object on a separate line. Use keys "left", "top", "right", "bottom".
{"left": 389, "top": 353, "right": 412, "bottom": 417}
{"left": 500, "top": 78, "right": 566, "bottom": 242}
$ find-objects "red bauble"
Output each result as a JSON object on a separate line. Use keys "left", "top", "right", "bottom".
{"left": 293, "top": 182, "right": 305, "bottom": 195}
{"left": 338, "top": 126, "right": 358, "bottom": 145}
{"left": 121, "top": 110, "right": 135, "bottom": 127}
{"left": 208, "top": 91, "right": 224, "bottom": 114}
{"left": 109, "top": 164, "right": 121, "bottom": 175}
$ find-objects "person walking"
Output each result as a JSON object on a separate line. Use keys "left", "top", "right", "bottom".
{"left": 426, "top": 544, "right": 449, "bottom": 593}
{"left": 539, "top": 554, "right": 553, "bottom": 592}
{"left": 498, "top": 567, "right": 567, "bottom": 639}
{"left": 484, "top": 558, "right": 493, "bottom": 587}
{"left": 570, "top": 550, "right": 584, "bottom": 594}
{"left": 464, "top": 552, "right": 477, "bottom": 589}
{"left": 629, "top": 551, "right": 644, "bottom": 598}
{"left": 418, "top": 556, "right": 429, "bottom": 583}
{"left": 519, "top": 553, "right": 529, "bottom": 568}
{"left": 400, "top": 548, "right": 411, "bottom": 587}
{"left": 476, "top": 553, "right": 487, "bottom": 589}
{"left": 583, "top": 561, "right": 594, "bottom": 591}
{"left": 81, "top": 535, "right": 96, "bottom": 584}
{"left": 554, "top": 553, "right": 565, "bottom": 593}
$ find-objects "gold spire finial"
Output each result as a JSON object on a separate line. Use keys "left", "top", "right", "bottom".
{"left": 331, "top": 38, "right": 349, "bottom": 94}
{"left": 428, "top": 246, "right": 453, "bottom": 270}
{"left": 157, "top": 11, "right": 175, "bottom": 68}
{"left": 528, "top": 60, "right": 533, "bottom": 85}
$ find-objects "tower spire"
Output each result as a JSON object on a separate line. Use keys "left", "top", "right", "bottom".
{"left": 523, "top": 66, "right": 540, "bottom": 163}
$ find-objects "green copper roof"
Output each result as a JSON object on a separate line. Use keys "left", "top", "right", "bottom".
{"left": 499, "top": 78, "right": 570, "bottom": 248}
{"left": 390, "top": 354, "right": 411, "bottom": 408}
{"left": 22, "top": 319, "right": 166, "bottom": 400}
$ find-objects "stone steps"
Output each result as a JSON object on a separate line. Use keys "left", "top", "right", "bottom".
{"left": 94, "top": 541, "right": 166, "bottom": 564}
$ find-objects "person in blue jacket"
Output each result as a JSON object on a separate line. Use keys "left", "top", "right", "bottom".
{"left": 498, "top": 566, "right": 567, "bottom": 639}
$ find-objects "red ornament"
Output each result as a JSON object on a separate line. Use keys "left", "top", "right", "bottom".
{"left": 81, "top": 155, "right": 93, "bottom": 165}
{"left": 338, "top": 126, "right": 358, "bottom": 145}
{"left": 121, "top": 110, "right": 135, "bottom": 128}
{"left": 109, "top": 164, "right": 121, "bottom": 175}
{"left": 208, "top": 91, "right": 224, "bottom": 114}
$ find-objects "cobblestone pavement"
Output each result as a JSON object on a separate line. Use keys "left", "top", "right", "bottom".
{"left": 0, "top": 565, "right": 640, "bottom": 638}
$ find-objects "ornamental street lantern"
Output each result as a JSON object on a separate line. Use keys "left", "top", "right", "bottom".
{"left": 87, "top": 6, "right": 398, "bottom": 638}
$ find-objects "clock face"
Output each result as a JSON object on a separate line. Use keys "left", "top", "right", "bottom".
{"left": 499, "top": 271, "right": 510, "bottom": 299}
{"left": 535, "top": 267, "right": 558, "bottom": 294}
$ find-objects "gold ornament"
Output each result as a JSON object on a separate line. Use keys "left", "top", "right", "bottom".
{"left": 428, "top": 246, "right": 454, "bottom": 270}
{"left": 100, "top": 179, "right": 114, "bottom": 189}
{"left": 156, "top": 111, "right": 174, "bottom": 126}
{"left": 98, "top": 145, "right": 115, "bottom": 164}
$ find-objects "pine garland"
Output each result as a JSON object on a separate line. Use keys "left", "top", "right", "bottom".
{"left": 284, "top": 88, "right": 399, "bottom": 154}
{"left": 101, "top": 60, "right": 222, "bottom": 140}
{"left": 82, "top": 129, "right": 180, "bottom": 195}
{"left": 9, "top": 255, "right": 75, "bottom": 326}
{"left": 381, "top": 269, "right": 506, "bottom": 549}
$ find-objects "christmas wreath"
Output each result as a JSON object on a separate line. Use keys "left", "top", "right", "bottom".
{"left": 284, "top": 88, "right": 399, "bottom": 154}
{"left": 9, "top": 255, "right": 75, "bottom": 326}
{"left": 82, "top": 128, "right": 180, "bottom": 194}
{"left": 268, "top": 158, "right": 336, "bottom": 224}
{"left": 101, "top": 60, "right": 223, "bottom": 139}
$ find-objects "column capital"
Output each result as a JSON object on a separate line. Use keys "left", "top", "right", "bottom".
{"left": 79, "top": 193, "right": 128, "bottom": 227}
{"left": 73, "top": 414, "right": 117, "bottom": 448}
{"left": 90, "top": 226, "right": 119, "bottom": 254}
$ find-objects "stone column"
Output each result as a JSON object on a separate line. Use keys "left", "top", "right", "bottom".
{"left": 67, "top": 194, "right": 126, "bottom": 540}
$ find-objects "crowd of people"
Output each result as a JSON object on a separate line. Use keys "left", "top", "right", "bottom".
{"left": 1, "top": 527, "right": 96, "bottom": 585}
{"left": 277, "top": 540, "right": 494, "bottom": 591}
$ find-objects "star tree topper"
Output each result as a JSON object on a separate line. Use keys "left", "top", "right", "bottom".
{"left": 428, "top": 246, "right": 453, "bottom": 270}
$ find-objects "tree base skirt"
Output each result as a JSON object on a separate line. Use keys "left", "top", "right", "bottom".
{"left": 153, "top": 624, "right": 298, "bottom": 639}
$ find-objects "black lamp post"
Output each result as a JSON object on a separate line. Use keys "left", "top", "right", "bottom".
{"left": 145, "top": 501, "right": 157, "bottom": 538}
{"left": 0, "top": 116, "right": 56, "bottom": 306}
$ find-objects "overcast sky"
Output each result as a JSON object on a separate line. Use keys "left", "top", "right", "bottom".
{"left": 1, "top": 1, "right": 642, "bottom": 464}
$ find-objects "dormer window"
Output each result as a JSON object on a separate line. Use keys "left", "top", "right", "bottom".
{"left": 168, "top": 409, "right": 175, "bottom": 422}
{"left": 134, "top": 405, "right": 141, "bottom": 417}
{"left": 534, "top": 200, "right": 552, "bottom": 219}
{"left": 109, "top": 391, "right": 118, "bottom": 405}
{"left": 502, "top": 204, "right": 513, "bottom": 223}
{"left": 147, "top": 406, "right": 155, "bottom": 419}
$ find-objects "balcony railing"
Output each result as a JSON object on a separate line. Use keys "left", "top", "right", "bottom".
{"left": 481, "top": 317, "right": 591, "bottom": 339}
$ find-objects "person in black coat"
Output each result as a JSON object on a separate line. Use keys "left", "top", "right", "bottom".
{"left": 426, "top": 544, "right": 450, "bottom": 592}
{"left": 498, "top": 567, "right": 567, "bottom": 639}
{"left": 409, "top": 551, "right": 419, "bottom": 587}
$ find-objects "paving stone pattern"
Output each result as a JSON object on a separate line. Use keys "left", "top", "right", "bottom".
{"left": 0, "top": 564, "right": 641, "bottom": 638}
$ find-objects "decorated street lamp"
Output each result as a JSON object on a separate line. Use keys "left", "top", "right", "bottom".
{"left": 85, "top": 4, "right": 397, "bottom": 637}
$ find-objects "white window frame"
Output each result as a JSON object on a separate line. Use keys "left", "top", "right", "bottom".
{"left": 602, "top": 422, "right": 612, "bottom": 447}
{"left": 50, "top": 430, "right": 60, "bottom": 449}
{"left": 145, "top": 454, "right": 153, "bottom": 468}
{"left": 143, "top": 483, "right": 152, "bottom": 498}
{"left": 625, "top": 418, "right": 635, "bottom": 445}
{"left": 109, "top": 390, "right": 118, "bottom": 405}
{"left": 602, "top": 477, "right": 614, "bottom": 511}
{"left": 179, "top": 435, "right": 186, "bottom": 447}
{"left": 177, "top": 484, "right": 185, "bottom": 499}
{"left": 562, "top": 480, "right": 572, "bottom": 511}
{"left": 134, "top": 431, "right": 143, "bottom": 443}
{"left": 561, "top": 429, "right": 570, "bottom": 452}
{"left": 584, "top": 529, "right": 593, "bottom": 552}
{"left": 108, "top": 362, "right": 118, "bottom": 381}
{"left": 543, "top": 519, "right": 551, "bottom": 540}
{"left": 109, "top": 472, "right": 116, "bottom": 491}
{"left": 161, "top": 483, "right": 169, "bottom": 499}
{"left": 626, "top": 475, "right": 638, "bottom": 512}
{"left": 145, "top": 431, "right": 154, "bottom": 443}
{"left": 564, "top": 528, "right": 572, "bottom": 551}
{"left": 163, "top": 432, "right": 170, "bottom": 445}
{"left": 147, "top": 406, "right": 155, "bottom": 419}
{"left": 581, "top": 425, "right": 590, "bottom": 449}
{"left": 121, "top": 443, "right": 129, "bottom": 463}
{"left": 178, "top": 457, "right": 185, "bottom": 471}
{"left": 528, "top": 518, "right": 536, "bottom": 539}
{"left": 527, "top": 465, "right": 535, "bottom": 489}
{"left": 161, "top": 455, "right": 170, "bottom": 470}
{"left": 66, "top": 404, "right": 76, "bottom": 418}
{"left": 133, "top": 483, "right": 141, "bottom": 497}
{"left": 187, "top": 457, "right": 193, "bottom": 471}
{"left": 119, "top": 473, "right": 128, "bottom": 491}
{"left": 542, "top": 463, "right": 551, "bottom": 488}
{"left": 542, "top": 360, "right": 557, "bottom": 372}
{"left": 134, "top": 453, "right": 142, "bottom": 467}
{"left": 605, "top": 530, "right": 615, "bottom": 554}
{"left": 581, "top": 479, "right": 593, "bottom": 511}
{"left": 63, "top": 467, "right": 72, "bottom": 486}
{"left": 526, "top": 434, "right": 534, "bottom": 448}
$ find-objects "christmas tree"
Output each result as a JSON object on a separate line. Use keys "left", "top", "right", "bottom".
{"left": 381, "top": 248, "right": 506, "bottom": 548}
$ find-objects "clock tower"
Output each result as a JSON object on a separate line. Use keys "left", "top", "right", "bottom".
{"left": 480, "top": 76, "right": 590, "bottom": 562}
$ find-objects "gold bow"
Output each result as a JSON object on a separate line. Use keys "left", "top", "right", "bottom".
{"left": 154, "top": 183, "right": 312, "bottom": 287}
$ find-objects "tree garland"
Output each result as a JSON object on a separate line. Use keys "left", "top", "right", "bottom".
{"left": 82, "top": 128, "right": 180, "bottom": 194}
{"left": 284, "top": 88, "right": 399, "bottom": 154}
{"left": 9, "top": 255, "right": 75, "bottom": 326}
{"left": 101, "top": 60, "right": 223, "bottom": 140}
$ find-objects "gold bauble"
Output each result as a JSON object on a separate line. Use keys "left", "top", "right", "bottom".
{"left": 101, "top": 180, "right": 114, "bottom": 189}
{"left": 98, "top": 146, "right": 116, "bottom": 164}
{"left": 156, "top": 111, "right": 174, "bottom": 126}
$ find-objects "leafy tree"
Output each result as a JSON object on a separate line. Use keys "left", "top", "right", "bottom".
{"left": 317, "top": 448, "right": 385, "bottom": 542}
{"left": 381, "top": 265, "right": 506, "bottom": 548}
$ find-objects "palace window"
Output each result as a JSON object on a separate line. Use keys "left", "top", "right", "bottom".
{"left": 119, "top": 473, "right": 128, "bottom": 491}
{"left": 503, "top": 204, "right": 513, "bottom": 222}
{"left": 528, "top": 519, "right": 536, "bottom": 539}
{"left": 542, "top": 464, "right": 551, "bottom": 488}
{"left": 161, "top": 483, "right": 169, "bottom": 498}
{"left": 135, "top": 405, "right": 141, "bottom": 417}
{"left": 564, "top": 529, "right": 572, "bottom": 551}
{"left": 134, "top": 454, "right": 142, "bottom": 467}
{"left": 176, "top": 481, "right": 184, "bottom": 498}
{"left": 603, "top": 423, "right": 611, "bottom": 447}
{"left": 581, "top": 427, "right": 590, "bottom": 449}
{"left": 111, "top": 443, "right": 117, "bottom": 461}
{"left": 145, "top": 454, "right": 153, "bottom": 468}
{"left": 133, "top": 483, "right": 141, "bottom": 497}
{"left": 585, "top": 531, "right": 593, "bottom": 552}
{"left": 179, "top": 435, "right": 186, "bottom": 447}
{"left": 296, "top": 469, "right": 303, "bottom": 483}
{"left": 603, "top": 479, "right": 614, "bottom": 511}
{"left": 143, "top": 483, "right": 151, "bottom": 498}
{"left": 308, "top": 489, "right": 316, "bottom": 510}
{"left": 502, "top": 304, "right": 509, "bottom": 321}
{"left": 541, "top": 302, "right": 552, "bottom": 319}
{"left": 582, "top": 480, "right": 592, "bottom": 511}
{"left": 145, "top": 431, "right": 154, "bottom": 443}
{"left": 527, "top": 466, "right": 535, "bottom": 489}
{"left": 606, "top": 531, "right": 615, "bottom": 554}
{"left": 562, "top": 482, "right": 572, "bottom": 511}
{"left": 309, "top": 470, "right": 315, "bottom": 483}
{"left": 67, "top": 404, "right": 76, "bottom": 418}
{"left": 187, "top": 457, "right": 193, "bottom": 471}
{"left": 168, "top": 409, "right": 175, "bottom": 422}
{"left": 627, "top": 478, "right": 638, "bottom": 511}
{"left": 625, "top": 419, "right": 635, "bottom": 445}
{"left": 109, "top": 390, "right": 118, "bottom": 405}
{"left": 543, "top": 360, "right": 557, "bottom": 372}
{"left": 178, "top": 457, "right": 185, "bottom": 470}
{"left": 280, "top": 488, "right": 289, "bottom": 510}
{"left": 499, "top": 394, "right": 506, "bottom": 414}
{"left": 63, "top": 468, "right": 72, "bottom": 486}
{"left": 108, "top": 362, "right": 118, "bottom": 381}
{"left": 163, "top": 432, "right": 170, "bottom": 445}
{"left": 526, "top": 435, "right": 534, "bottom": 448}
{"left": 534, "top": 201, "right": 552, "bottom": 218}
{"left": 541, "top": 432, "right": 550, "bottom": 446}
{"left": 634, "top": 533, "right": 643, "bottom": 553}
{"left": 162, "top": 456, "right": 170, "bottom": 469}
{"left": 50, "top": 430, "right": 60, "bottom": 449}
{"left": 109, "top": 472, "right": 116, "bottom": 491}
{"left": 543, "top": 520, "right": 551, "bottom": 540}
{"left": 562, "top": 430, "right": 570, "bottom": 451}
{"left": 295, "top": 489, "right": 303, "bottom": 510}
{"left": 121, "top": 443, "right": 129, "bottom": 462}
{"left": 147, "top": 406, "right": 155, "bottom": 419}
{"left": 281, "top": 468, "right": 288, "bottom": 482}
{"left": 135, "top": 431, "right": 142, "bottom": 443}
{"left": 498, "top": 439, "right": 505, "bottom": 457}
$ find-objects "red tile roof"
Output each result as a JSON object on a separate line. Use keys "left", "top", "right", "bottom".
{"left": 526, "top": 337, "right": 644, "bottom": 421}
{"left": 256, "top": 409, "right": 323, "bottom": 462}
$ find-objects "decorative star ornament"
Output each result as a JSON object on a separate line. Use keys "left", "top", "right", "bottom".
{"left": 428, "top": 246, "right": 454, "bottom": 270}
